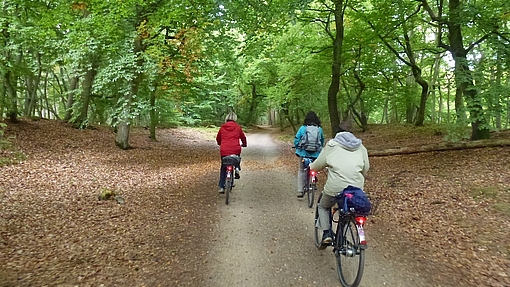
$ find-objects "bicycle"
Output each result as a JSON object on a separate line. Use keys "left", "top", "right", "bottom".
{"left": 301, "top": 157, "right": 318, "bottom": 208}
{"left": 314, "top": 193, "right": 368, "bottom": 287}
{"left": 221, "top": 155, "right": 241, "bottom": 205}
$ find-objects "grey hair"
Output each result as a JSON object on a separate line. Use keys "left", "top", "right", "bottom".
{"left": 338, "top": 121, "right": 353, "bottom": 133}
{"left": 225, "top": 112, "right": 237, "bottom": 122}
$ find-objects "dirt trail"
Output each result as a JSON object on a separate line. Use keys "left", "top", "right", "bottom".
{"left": 203, "top": 130, "right": 431, "bottom": 287}
{"left": 2, "top": 121, "right": 508, "bottom": 286}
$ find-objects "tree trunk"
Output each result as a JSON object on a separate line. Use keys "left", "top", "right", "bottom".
{"left": 115, "top": 123, "right": 131, "bottom": 149}
{"left": 369, "top": 139, "right": 510, "bottom": 157}
{"left": 278, "top": 107, "right": 285, "bottom": 131}
{"left": 381, "top": 96, "right": 388, "bottom": 124}
{"left": 74, "top": 65, "right": 98, "bottom": 128}
{"left": 41, "top": 73, "right": 60, "bottom": 119}
{"left": 326, "top": 0, "right": 345, "bottom": 137}
{"left": 149, "top": 83, "right": 157, "bottom": 141}
{"left": 430, "top": 53, "right": 442, "bottom": 123}
{"left": 404, "top": 74, "right": 416, "bottom": 124}
{"left": 64, "top": 76, "right": 79, "bottom": 122}
{"left": 246, "top": 83, "right": 258, "bottom": 125}
{"left": 3, "top": 70, "right": 18, "bottom": 122}
{"left": 116, "top": 33, "right": 144, "bottom": 149}
{"left": 2, "top": 18, "right": 20, "bottom": 123}
{"left": 23, "top": 52, "right": 42, "bottom": 118}
{"left": 447, "top": 0, "right": 489, "bottom": 140}
{"left": 4, "top": 49, "right": 22, "bottom": 123}
{"left": 349, "top": 61, "right": 368, "bottom": 131}
{"left": 405, "top": 27, "right": 429, "bottom": 127}
{"left": 414, "top": 75, "right": 429, "bottom": 126}
{"left": 494, "top": 53, "right": 502, "bottom": 129}
{"left": 24, "top": 76, "right": 37, "bottom": 117}
{"left": 430, "top": 22, "right": 443, "bottom": 123}
{"left": 0, "top": 82, "right": 5, "bottom": 117}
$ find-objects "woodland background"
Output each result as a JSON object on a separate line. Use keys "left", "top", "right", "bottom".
{"left": 1, "top": 1, "right": 510, "bottom": 285}
{"left": 1, "top": 0, "right": 509, "bottom": 145}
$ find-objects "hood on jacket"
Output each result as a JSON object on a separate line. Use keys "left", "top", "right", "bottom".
{"left": 222, "top": 121, "right": 239, "bottom": 131}
{"left": 333, "top": 132, "right": 362, "bottom": 151}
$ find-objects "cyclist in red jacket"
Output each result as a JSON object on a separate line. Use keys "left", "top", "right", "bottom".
{"left": 216, "top": 112, "right": 247, "bottom": 193}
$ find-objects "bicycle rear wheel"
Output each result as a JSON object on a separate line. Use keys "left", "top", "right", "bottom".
{"left": 335, "top": 216, "right": 365, "bottom": 287}
{"left": 225, "top": 173, "right": 232, "bottom": 205}
{"left": 307, "top": 182, "right": 316, "bottom": 208}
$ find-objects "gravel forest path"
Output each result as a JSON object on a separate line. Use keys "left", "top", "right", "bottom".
{"left": 202, "top": 128, "right": 429, "bottom": 287}
{"left": 5, "top": 121, "right": 506, "bottom": 287}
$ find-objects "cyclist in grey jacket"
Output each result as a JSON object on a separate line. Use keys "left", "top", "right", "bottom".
{"left": 309, "top": 121, "right": 370, "bottom": 248}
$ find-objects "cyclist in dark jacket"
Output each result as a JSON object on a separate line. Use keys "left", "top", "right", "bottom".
{"left": 216, "top": 112, "right": 247, "bottom": 193}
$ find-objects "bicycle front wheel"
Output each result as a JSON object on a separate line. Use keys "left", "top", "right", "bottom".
{"left": 335, "top": 216, "right": 365, "bottom": 287}
{"left": 313, "top": 194, "right": 322, "bottom": 247}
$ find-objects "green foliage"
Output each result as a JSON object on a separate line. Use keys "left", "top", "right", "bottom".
{"left": 0, "top": 123, "right": 7, "bottom": 149}
{"left": 1, "top": 0, "right": 509, "bottom": 132}
{"left": 152, "top": 99, "right": 183, "bottom": 128}
{"left": 443, "top": 123, "right": 471, "bottom": 142}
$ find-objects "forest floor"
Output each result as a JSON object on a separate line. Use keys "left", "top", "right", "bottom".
{"left": 0, "top": 119, "right": 509, "bottom": 287}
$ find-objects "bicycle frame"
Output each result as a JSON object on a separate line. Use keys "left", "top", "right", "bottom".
{"left": 302, "top": 157, "right": 316, "bottom": 186}
{"left": 332, "top": 208, "right": 368, "bottom": 247}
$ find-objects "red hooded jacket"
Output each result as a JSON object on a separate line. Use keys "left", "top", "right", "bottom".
{"left": 216, "top": 121, "right": 247, "bottom": 156}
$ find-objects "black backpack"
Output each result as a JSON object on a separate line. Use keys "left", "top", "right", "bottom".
{"left": 298, "top": 125, "right": 321, "bottom": 152}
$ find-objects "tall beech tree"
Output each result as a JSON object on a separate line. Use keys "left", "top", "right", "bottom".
{"left": 418, "top": 0, "right": 508, "bottom": 139}
{"left": 360, "top": 1, "right": 432, "bottom": 126}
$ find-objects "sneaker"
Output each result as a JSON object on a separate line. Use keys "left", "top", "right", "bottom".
{"left": 297, "top": 192, "right": 304, "bottom": 198}
{"left": 218, "top": 188, "right": 225, "bottom": 194}
{"left": 321, "top": 231, "right": 333, "bottom": 245}
{"left": 234, "top": 171, "right": 240, "bottom": 179}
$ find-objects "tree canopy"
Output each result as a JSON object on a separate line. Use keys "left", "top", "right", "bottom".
{"left": 1, "top": 0, "right": 509, "bottom": 147}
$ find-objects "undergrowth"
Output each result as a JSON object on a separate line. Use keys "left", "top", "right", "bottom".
{"left": 0, "top": 122, "right": 26, "bottom": 166}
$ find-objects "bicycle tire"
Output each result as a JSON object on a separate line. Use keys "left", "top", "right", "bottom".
{"left": 335, "top": 216, "right": 365, "bottom": 287}
{"left": 307, "top": 181, "right": 316, "bottom": 208}
{"left": 225, "top": 172, "right": 232, "bottom": 205}
{"left": 314, "top": 201, "right": 321, "bottom": 247}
